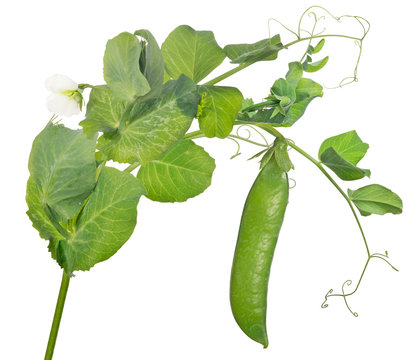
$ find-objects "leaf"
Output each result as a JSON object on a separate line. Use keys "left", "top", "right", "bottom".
{"left": 224, "top": 35, "right": 284, "bottom": 64}
{"left": 348, "top": 184, "right": 403, "bottom": 216}
{"left": 28, "top": 123, "right": 96, "bottom": 221}
{"left": 26, "top": 177, "right": 65, "bottom": 257}
{"left": 319, "top": 130, "right": 369, "bottom": 165}
{"left": 313, "top": 39, "right": 325, "bottom": 54}
{"left": 135, "top": 29, "right": 165, "bottom": 96}
{"left": 303, "top": 56, "right": 329, "bottom": 73}
{"left": 285, "top": 61, "right": 303, "bottom": 88}
{"left": 320, "top": 147, "right": 371, "bottom": 180}
{"left": 274, "top": 140, "right": 294, "bottom": 172}
{"left": 137, "top": 139, "right": 215, "bottom": 202}
{"left": 241, "top": 78, "right": 321, "bottom": 127}
{"left": 288, "top": 78, "right": 323, "bottom": 125}
{"left": 197, "top": 85, "right": 243, "bottom": 138}
{"left": 57, "top": 167, "right": 145, "bottom": 273}
{"left": 79, "top": 86, "right": 126, "bottom": 137}
{"left": 103, "top": 32, "right": 150, "bottom": 100}
{"left": 98, "top": 75, "right": 201, "bottom": 164}
{"left": 161, "top": 25, "right": 225, "bottom": 83}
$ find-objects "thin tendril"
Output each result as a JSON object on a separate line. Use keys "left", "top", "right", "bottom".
{"left": 227, "top": 136, "right": 242, "bottom": 159}
{"left": 268, "top": 17, "right": 299, "bottom": 39}
{"left": 299, "top": 11, "right": 319, "bottom": 63}
{"left": 235, "top": 125, "right": 270, "bottom": 147}
{"left": 321, "top": 253, "right": 398, "bottom": 316}
{"left": 294, "top": 6, "right": 370, "bottom": 89}
{"left": 288, "top": 178, "right": 297, "bottom": 189}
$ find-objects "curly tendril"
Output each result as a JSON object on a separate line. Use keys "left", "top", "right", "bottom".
{"left": 268, "top": 6, "right": 370, "bottom": 89}
{"left": 321, "top": 252, "right": 398, "bottom": 317}
{"left": 227, "top": 125, "right": 270, "bottom": 159}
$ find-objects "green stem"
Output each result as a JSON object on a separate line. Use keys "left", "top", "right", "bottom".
{"left": 203, "top": 33, "right": 361, "bottom": 86}
{"left": 204, "top": 62, "right": 253, "bottom": 86}
{"left": 123, "top": 161, "right": 140, "bottom": 173}
{"left": 286, "top": 140, "right": 370, "bottom": 257}
{"left": 45, "top": 271, "right": 70, "bottom": 360}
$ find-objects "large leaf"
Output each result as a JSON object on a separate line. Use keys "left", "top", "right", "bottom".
{"left": 135, "top": 29, "right": 165, "bottom": 96}
{"left": 197, "top": 85, "right": 243, "bottom": 138}
{"left": 79, "top": 86, "right": 126, "bottom": 137}
{"left": 223, "top": 35, "right": 284, "bottom": 64}
{"left": 57, "top": 167, "right": 145, "bottom": 273}
{"left": 161, "top": 25, "right": 225, "bottom": 83}
{"left": 137, "top": 140, "right": 215, "bottom": 202}
{"left": 98, "top": 75, "right": 201, "bottom": 164}
{"left": 103, "top": 32, "right": 150, "bottom": 100}
{"left": 348, "top": 184, "right": 403, "bottom": 216}
{"left": 28, "top": 123, "right": 96, "bottom": 221}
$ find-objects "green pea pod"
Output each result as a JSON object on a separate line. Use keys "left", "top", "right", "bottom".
{"left": 230, "top": 156, "right": 289, "bottom": 348}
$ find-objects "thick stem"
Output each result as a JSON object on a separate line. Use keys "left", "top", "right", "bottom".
{"left": 45, "top": 271, "right": 70, "bottom": 360}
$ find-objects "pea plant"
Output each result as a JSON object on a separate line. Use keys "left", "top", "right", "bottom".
{"left": 27, "top": 6, "right": 403, "bottom": 358}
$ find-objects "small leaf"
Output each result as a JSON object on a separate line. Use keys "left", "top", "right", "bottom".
{"left": 135, "top": 29, "right": 165, "bottom": 96}
{"left": 303, "top": 56, "right": 329, "bottom": 73}
{"left": 79, "top": 86, "right": 126, "bottom": 137}
{"left": 28, "top": 123, "right": 96, "bottom": 221}
{"left": 58, "top": 167, "right": 146, "bottom": 273}
{"left": 224, "top": 35, "right": 284, "bottom": 64}
{"left": 162, "top": 25, "right": 225, "bottom": 83}
{"left": 285, "top": 61, "right": 303, "bottom": 88}
{"left": 26, "top": 177, "right": 65, "bottom": 257}
{"left": 318, "top": 130, "right": 369, "bottom": 165}
{"left": 137, "top": 140, "right": 215, "bottom": 202}
{"left": 320, "top": 147, "right": 370, "bottom": 181}
{"left": 274, "top": 139, "right": 294, "bottom": 172}
{"left": 313, "top": 39, "right": 325, "bottom": 54}
{"left": 287, "top": 78, "right": 323, "bottom": 126}
{"left": 348, "top": 184, "right": 403, "bottom": 216}
{"left": 103, "top": 32, "right": 150, "bottom": 100}
{"left": 197, "top": 85, "right": 243, "bottom": 138}
{"left": 98, "top": 75, "right": 201, "bottom": 164}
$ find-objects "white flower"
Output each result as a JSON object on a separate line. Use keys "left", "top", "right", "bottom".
{"left": 45, "top": 74, "right": 83, "bottom": 116}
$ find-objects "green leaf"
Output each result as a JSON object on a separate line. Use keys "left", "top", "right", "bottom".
{"left": 313, "top": 39, "right": 325, "bottom": 54}
{"left": 103, "top": 32, "right": 150, "bottom": 100}
{"left": 274, "top": 139, "right": 294, "bottom": 172}
{"left": 197, "top": 85, "right": 243, "bottom": 138}
{"left": 28, "top": 123, "right": 96, "bottom": 221}
{"left": 285, "top": 61, "right": 303, "bottom": 88}
{"left": 98, "top": 75, "right": 201, "bottom": 164}
{"left": 57, "top": 167, "right": 145, "bottom": 273}
{"left": 26, "top": 177, "right": 65, "bottom": 258}
{"left": 79, "top": 86, "right": 126, "bottom": 137}
{"left": 224, "top": 35, "right": 284, "bottom": 64}
{"left": 348, "top": 184, "right": 403, "bottom": 216}
{"left": 303, "top": 56, "right": 329, "bottom": 73}
{"left": 318, "top": 130, "right": 369, "bottom": 165}
{"left": 288, "top": 78, "right": 323, "bottom": 125}
{"left": 320, "top": 147, "right": 370, "bottom": 180}
{"left": 241, "top": 77, "right": 321, "bottom": 127}
{"left": 137, "top": 139, "right": 215, "bottom": 202}
{"left": 162, "top": 25, "right": 225, "bottom": 83}
{"left": 135, "top": 29, "right": 165, "bottom": 96}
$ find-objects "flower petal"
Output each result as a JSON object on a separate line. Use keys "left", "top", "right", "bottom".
{"left": 45, "top": 74, "right": 78, "bottom": 93}
{"left": 46, "top": 93, "right": 81, "bottom": 116}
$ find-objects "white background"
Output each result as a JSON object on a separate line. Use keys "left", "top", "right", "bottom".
{"left": 1, "top": 0, "right": 406, "bottom": 359}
